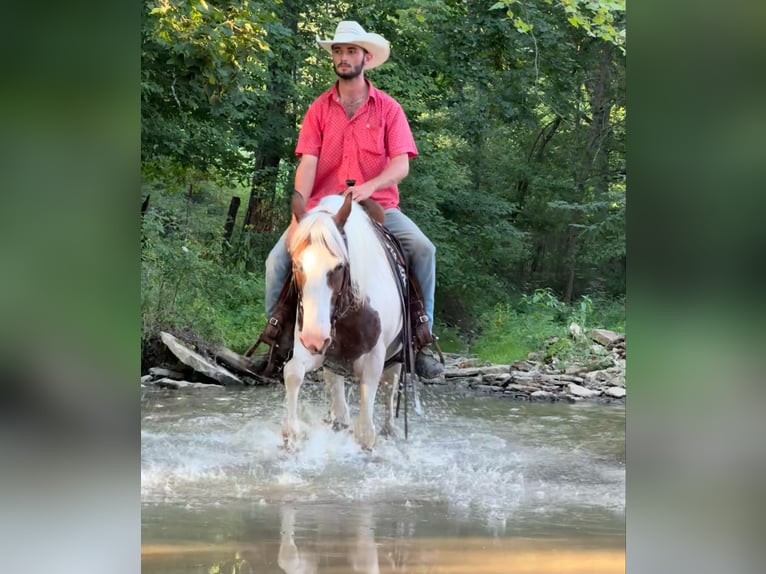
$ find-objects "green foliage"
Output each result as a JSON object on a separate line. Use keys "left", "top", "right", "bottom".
{"left": 469, "top": 289, "right": 624, "bottom": 365}
{"left": 141, "top": 186, "right": 267, "bottom": 352}
{"left": 140, "top": 0, "right": 626, "bottom": 358}
{"left": 490, "top": 0, "right": 626, "bottom": 52}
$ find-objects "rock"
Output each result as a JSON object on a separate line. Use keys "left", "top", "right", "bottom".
{"left": 444, "top": 365, "right": 509, "bottom": 378}
{"left": 530, "top": 390, "right": 555, "bottom": 400}
{"left": 455, "top": 358, "right": 489, "bottom": 369}
{"left": 504, "top": 383, "right": 538, "bottom": 394}
{"left": 555, "top": 374, "right": 586, "bottom": 385}
{"left": 589, "top": 329, "right": 622, "bottom": 347}
{"left": 160, "top": 331, "right": 244, "bottom": 386}
{"left": 476, "top": 365, "right": 512, "bottom": 375}
{"left": 568, "top": 383, "right": 601, "bottom": 398}
{"left": 149, "top": 367, "right": 185, "bottom": 380}
{"left": 568, "top": 322, "right": 583, "bottom": 338}
{"left": 444, "top": 367, "right": 481, "bottom": 378}
{"left": 605, "top": 386, "right": 626, "bottom": 398}
{"left": 511, "top": 360, "right": 537, "bottom": 371}
{"left": 484, "top": 373, "right": 512, "bottom": 385}
{"left": 155, "top": 378, "right": 223, "bottom": 390}
{"left": 141, "top": 374, "right": 154, "bottom": 384}
{"left": 464, "top": 376, "right": 484, "bottom": 388}
{"left": 476, "top": 384, "right": 503, "bottom": 393}
{"left": 510, "top": 371, "right": 540, "bottom": 382}
{"left": 564, "top": 365, "right": 586, "bottom": 376}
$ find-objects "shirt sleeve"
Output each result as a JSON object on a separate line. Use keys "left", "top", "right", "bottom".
{"left": 295, "top": 101, "right": 323, "bottom": 157}
{"left": 385, "top": 103, "right": 418, "bottom": 160}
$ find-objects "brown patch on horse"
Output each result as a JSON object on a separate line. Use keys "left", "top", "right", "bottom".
{"left": 327, "top": 297, "right": 382, "bottom": 362}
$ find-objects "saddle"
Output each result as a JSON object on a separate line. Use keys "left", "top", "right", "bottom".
{"left": 244, "top": 201, "right": 438, "bottom": 379}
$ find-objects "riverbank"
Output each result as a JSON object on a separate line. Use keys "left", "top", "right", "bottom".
{"left": 141, "top": 329, "right": 625, "bottom": 404}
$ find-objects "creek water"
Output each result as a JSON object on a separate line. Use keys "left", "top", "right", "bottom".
{"left": 141, "top": 382, "right": 625, "bottom": 573}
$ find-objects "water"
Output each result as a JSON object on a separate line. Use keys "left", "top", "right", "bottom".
{"left": 141, "top": 383, "right": 625, "bottom": 573}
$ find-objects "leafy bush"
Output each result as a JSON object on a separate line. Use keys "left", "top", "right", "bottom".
{"left": 141, "top": 184, "right": 268, "bottom": 354}
{"left": 469, "top": 288, "right": 625, "bottom": 366}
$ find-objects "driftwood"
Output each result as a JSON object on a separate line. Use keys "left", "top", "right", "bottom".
{"left": 141, "top": 332, "right": 276, "bottom": 388}
{"left": 159, "top": 332, "right": 243, "bottom": 386}
{"left": 214, "top": 345, "right": 264, "bottom": 379}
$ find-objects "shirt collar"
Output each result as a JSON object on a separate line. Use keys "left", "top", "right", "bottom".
{"left": 325, "top": 79, "right": 378, "bottom": 103}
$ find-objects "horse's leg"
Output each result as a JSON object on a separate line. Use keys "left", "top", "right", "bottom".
{"left": 282, "top": 342, "right": 322, "bottom": 450}
{"left": 282, "top": 356, "right": 305, "bottom": 450}
{"left": 323, "top": 369, "right": 350, "bottom": 430}
{"left": 354, "top": 350, "right": 385, "bottom": 450}
{"left": 379, "top": 363, "right": 401, "bottom": 439}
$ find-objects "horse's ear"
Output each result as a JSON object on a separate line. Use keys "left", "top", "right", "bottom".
{"left": 333, "top": 192, "right": 353, "bottom": 229}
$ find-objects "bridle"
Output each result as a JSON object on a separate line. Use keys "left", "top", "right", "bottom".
{"left": 292, "top": 228, "right": 353, "bottom": 345}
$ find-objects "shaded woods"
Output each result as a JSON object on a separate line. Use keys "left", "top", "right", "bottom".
{"left": 141, "top": 0, "right": 625, "bottom": 363}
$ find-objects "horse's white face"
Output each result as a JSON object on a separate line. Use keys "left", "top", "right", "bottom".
{"left": 293, "top": 243, "right": 346, "bottom": 355}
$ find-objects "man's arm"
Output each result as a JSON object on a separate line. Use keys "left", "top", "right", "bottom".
{"left": 348, "top": 153, "right": 409, "bottom": 202}
{"left": 285, "top": 154, "right": 318, "bottom": 247}
{"left": 291, "top": 154, "right": 319, "bottom": 221}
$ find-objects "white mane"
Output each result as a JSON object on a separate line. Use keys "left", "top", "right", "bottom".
{"left": 289, "top": 195, "right": 389, "bottom": 304}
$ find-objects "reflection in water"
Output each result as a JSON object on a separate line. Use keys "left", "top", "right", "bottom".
{"left": 141, "top": 387, "right": 625, "bottom": 573}
{"left": 142, "top": 501, "right": 625, "bottom": 573}
{"left": 277, "top": 504, "right": 380, "bottom": 574}
{"left": 278, "top": 505, "right": 318, "bottom": 574}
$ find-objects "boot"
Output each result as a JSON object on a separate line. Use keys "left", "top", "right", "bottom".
{"left": 415, "top": 347, "right": 444, "bottom": 379}
{"left": 249, "top": 352, "right": 271, "bottom": 374}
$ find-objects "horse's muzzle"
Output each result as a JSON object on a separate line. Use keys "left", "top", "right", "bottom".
{"left": 300, "top": 332, "right": 331, "bottom": 355}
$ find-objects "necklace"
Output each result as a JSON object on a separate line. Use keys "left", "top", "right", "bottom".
{"left": 339, "top": 95, "right": 366, "bottom": 107}
{"left": 338, "top": 92, "right": 367, "bottom": 118}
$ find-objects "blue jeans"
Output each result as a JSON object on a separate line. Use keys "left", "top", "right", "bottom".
{"left": 265, "top": 208, "right": 436, "bottom": 330}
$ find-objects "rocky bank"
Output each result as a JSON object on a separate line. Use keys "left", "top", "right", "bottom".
{"left": 141, "top": 328, "right": 626, "bottom": 404}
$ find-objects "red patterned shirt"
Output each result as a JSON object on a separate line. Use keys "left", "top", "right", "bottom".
{"left": 295, "top": 80, "right": 418, "bottom": 211}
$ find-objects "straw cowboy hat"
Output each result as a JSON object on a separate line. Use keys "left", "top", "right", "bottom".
{"left": 316, "top": 21, "right": 391, "bottom": 70}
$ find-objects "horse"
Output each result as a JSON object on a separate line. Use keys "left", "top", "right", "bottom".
{"left": 282, "top": 192, "right": 403, "bottom": 451}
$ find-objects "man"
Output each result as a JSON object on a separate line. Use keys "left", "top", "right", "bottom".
{"left": 262, "top": 20, "right": 443, "bottom": 379}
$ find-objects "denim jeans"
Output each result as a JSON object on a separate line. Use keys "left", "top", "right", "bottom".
{"left": 264, "top": 208, "right": 436, "bottom": 331}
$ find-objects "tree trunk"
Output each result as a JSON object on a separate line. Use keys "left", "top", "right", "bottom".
{"left": 222, "top": 196, "right": 240, "bottom": 248}
{"left": 243, "top": 152, "right": 281, "bottom": 234}
{"left": 564, "top": 41, "right": 615, "bottom": 300}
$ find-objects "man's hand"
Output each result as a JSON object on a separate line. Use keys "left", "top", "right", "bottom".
{"left": 346, "top": 181, "right": 375, "bottom": 202}
{"left": 291, "top": 190, "right": 306, "bottom": 221}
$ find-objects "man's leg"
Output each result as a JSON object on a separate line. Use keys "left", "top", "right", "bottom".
{"left": 251, "top": 231, "right": 291, "bottom": 374}
{"left": 384, "top": 209, "right": 443, "bottom": 379}
{"left": 265, "top": 230, "right": 290, "bottom": 317}
{"left": 384, "top": 209, "right": 436, "bottom": 326}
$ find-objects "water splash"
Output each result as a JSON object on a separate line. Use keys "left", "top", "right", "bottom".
{"left": 141, "top": 387, "right": 624, "bottom": 534}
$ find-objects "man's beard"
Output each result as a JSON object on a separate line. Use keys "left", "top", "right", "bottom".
{"left": 334, "top": 60, "right": 364, "bottom": 79}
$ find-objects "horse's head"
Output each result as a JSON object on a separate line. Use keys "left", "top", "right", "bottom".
{"left": 289, "top": 194, "right": 353, "bottom": 355}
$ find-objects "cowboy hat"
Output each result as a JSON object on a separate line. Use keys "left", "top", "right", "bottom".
{"left": 316, "top": 21, "right": 390, "bottom": 70}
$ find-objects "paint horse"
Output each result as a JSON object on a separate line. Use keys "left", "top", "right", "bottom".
{"left": 282, "top": 193, "right": 402, "bottom": 451}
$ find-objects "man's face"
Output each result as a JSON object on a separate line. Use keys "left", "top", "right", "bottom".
{"left": 332, "top": 44, "right": 368, "bottom": 79}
